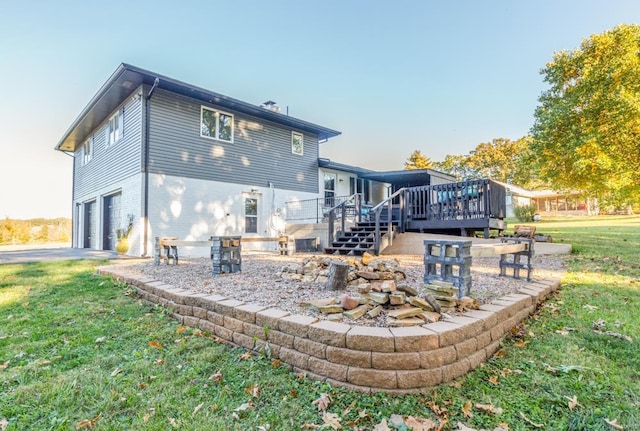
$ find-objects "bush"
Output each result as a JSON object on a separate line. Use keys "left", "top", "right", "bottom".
{"left": 514, "top": 203, "right": 537, "bottom": 222}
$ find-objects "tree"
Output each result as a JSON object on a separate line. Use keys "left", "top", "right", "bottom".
{"left": 404, "top": 150, "right": 433, "bottom": 170}
{"left": 530, "top": 24, "right": 640, "bottom": 207}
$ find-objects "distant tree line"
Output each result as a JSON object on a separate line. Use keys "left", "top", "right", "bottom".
{"left": 0, "top": 217, "right": 71, "bottom": 245}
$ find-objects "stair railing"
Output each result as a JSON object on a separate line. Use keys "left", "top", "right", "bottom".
{"left": 326, "top": 193, "right": 363, "bottom": 247}
{"left": 371, "top": 188, "right": 407, "bottom": 254}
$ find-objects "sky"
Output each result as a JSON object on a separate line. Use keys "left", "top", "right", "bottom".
{"left": 1, "top": 0, "right": 638, "bottom": 219}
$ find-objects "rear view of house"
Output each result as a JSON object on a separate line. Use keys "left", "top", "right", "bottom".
{"left": 55, "top": 64, "right": 341, "bottom": 256}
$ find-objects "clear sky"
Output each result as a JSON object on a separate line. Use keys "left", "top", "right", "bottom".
{"left": 1, "top": 0, "right": 638, "bottom": 219}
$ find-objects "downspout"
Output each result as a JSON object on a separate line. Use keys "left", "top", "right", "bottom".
{"left": 61, "top": 150, "right": 76, "bottom": 247}
{"left": 142, "top": 77, "right": 160, "bottom": 256}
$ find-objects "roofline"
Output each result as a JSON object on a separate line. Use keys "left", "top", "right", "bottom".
{"left": 56, "top": 63, "right": 341, "bottom": 151}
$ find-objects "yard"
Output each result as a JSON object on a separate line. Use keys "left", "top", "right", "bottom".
{"left": 1, "top": 216, "right": 638, "bottom": 430}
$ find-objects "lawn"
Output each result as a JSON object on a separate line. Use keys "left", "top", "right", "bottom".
{"left": 1, "top": 216, "right": 639, "bottom": 430}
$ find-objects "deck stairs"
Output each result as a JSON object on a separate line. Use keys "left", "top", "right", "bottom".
{"left": 324, "top": 220, "right": 396, "bottom": 256}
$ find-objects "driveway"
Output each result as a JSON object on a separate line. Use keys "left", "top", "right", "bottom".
{"left": 0, "top": 244, "right": 117, "bottom": 264}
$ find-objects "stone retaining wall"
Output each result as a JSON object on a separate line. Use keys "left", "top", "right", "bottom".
{"left": 99, "top": 266, "right": 560, "bottom": 394}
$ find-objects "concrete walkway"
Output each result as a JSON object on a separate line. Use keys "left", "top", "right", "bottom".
{"left": 382, "top": 233, "right": 572, "bottom": 256}
{"left": 0, "top": 244, "right": 117, "bottom": 264}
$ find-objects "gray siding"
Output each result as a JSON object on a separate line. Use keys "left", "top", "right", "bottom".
{"left": 73, "top": 93, "right": 143, "bottom": 199}
{"left": 148, "top": 89, "right": 319, "bottom": 194}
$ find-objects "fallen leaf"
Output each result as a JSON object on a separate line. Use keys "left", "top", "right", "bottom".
{"left": 565, "top": 395, "right": 579, "bottom": 411}
{"left": 488, "top": 375, "right": 499, "bottom": 385}
{"left": 110, "top": 368, "right": 122, "bottom": 377}
{"left": 513, "top": 340, "right": 529, "bottom": 348}
{"left": 0, "top": 361, "right": 9, "bottom": 370}
{"left": 519, "top": 412, "right": 543, "bottom": 428}
{"left": 149, "top": 341, "right": 163, "bottom": 349}
{"left": 138, "top": 382, "right": 148, "bottom": 389}
{"left": 456, "top": 422, "right": 478, "bottom": 431}
{"left": 427, "top": 400, "right": 448, "bottom": 418}
{"left": 373, "top": 418, "right": 391, "bottom": 431}
{"left": 38, "top": 360, "right": 52, "bottom": 366}
{"left": 322, "top": 412, "right": 342, "bottom": 430}
{"left": 555, "top": 329, "right": 570, "bottom": 336}
{"left": 494, "top": 423, "right": 509, "bottom": 430}
{"left": 95, "top": 337, "right": 106, "bottom": 343}
{"left": 193, "top": 403, "right": 203, "bottom": 415}
{"left": 271, "top": 359, "right": 282, "bottom": 367}
{"left": 289, "top": 389, "right": 298, "bottom": 398}
{"left": 405, "top": 415, "right": 437, "bottom": 430}
{"left": 475, "top": 403, "right": 503, "bottom": 414}
{"left": 167, "top": 417, "right": 179, "bottom": 428}
{"left": 0, "top": 418, "right": 7, "bottom": 431}
{"left": 75, "top": 413, "right": 102, "bottom": 429}
{"left": 245, "top": 384, "right": 260, "bottom": 398}
{"left": 493, "top": 348, "right": 506, "bottom": 358}
{"left": 176, "top": 326, "right": 186, "bottom": 334}
{"left": 153, "top": 358, "right": 165, "bottom": 365}
{"left": 312, "top": 393, "right": 333, "bottom": 411}
{"left": 238, "top": 351, "right": 252, "bottom": 361}
{"left": 583, "top": 304, "right": 598, "bottom": 311}
{"left": 604, "top": 418, "right": 624, "bottom": 430}
{"left": 301, "top": 424, "right": 321, "bottom": 429}
{"left": 462, "top": 401, "right": 473, "bottom": 418}
{"left": 234, "top": 402, "right": 253, "bottom": 412}
{"left": 209, "top": 371, "right": 223, "bottom": 383}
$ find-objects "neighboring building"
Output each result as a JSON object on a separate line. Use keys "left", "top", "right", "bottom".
{"left": 56, "top": 64, "right": 455, "bottom": 256}
{"left": 498, "top": 182, "right": 591, "bottom": 217}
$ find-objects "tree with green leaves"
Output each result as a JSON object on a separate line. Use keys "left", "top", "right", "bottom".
{"left": 530, "top": 24, "right": 640, "bottom": 207}
{"left": 404, "top": 150, "right": 433, "bottom": 170}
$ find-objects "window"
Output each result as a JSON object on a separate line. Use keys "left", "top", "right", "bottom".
{"left": 107, "top": 109, "right": 124, "bottom": 146}
{"left": 324, "top": 173, "right": 336, "bottom": 206}
{"left": 291, "top": 131, "right": 304, "bottom": 155}
{"left": 82, "top": 137, "right": 93, "bottom": 165}
{"left": 201, "top": 106, "right": 233, "bottom": 142}
{"left": 245, "top": 198, "right": 257, "bottom": 233}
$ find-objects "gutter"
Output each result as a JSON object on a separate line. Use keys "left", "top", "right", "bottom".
{"left": 142, "top": 78, "right": 160, "bottom": 256}
{"left": 60, "top": 150, "right": 76, "bottom": 246}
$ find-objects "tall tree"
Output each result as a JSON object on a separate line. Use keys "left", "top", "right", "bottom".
{"left": 404, "top": 150, "right": 433, "bottom": 170}
{"left": 530, "top": 24, "right": 640, "bottom": 205}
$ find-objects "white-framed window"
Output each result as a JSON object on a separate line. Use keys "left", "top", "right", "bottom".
{"left": 291, "top": 131, "right": 304, "bottom": 155}
{"left": 107, "top": 108, "right": 124, "bottom": 146}
{"left": 245, "top": 198, "right": 258, "bottom": 233}
{"left": 200, "top": 106, "right": 233, "bottom": 142}
{"left": 82, "top": 136, "right": 93, "bottom": 165}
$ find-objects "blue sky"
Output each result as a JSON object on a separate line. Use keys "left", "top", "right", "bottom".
{"left": 1, "top": 0, "right": 638, "bottom": 219}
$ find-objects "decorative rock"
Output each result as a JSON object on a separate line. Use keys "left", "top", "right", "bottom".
{"left": 389, "top": 292, "right": 406, "bottom": 305}
{"left": 422, "top": 292, "right": 441, "bottom": 313}
{"left": 300, "top": 298, "right": 336, "bottom": 310}
{"left": 356, "top": 284, "right": 372, "bottom": 294}
{"left": 420, "top": 311, "right": 441, "bottom": 323}
{"left": 343, "top": 304, "right": 371, "bottom": 320}
{"left": 409, "top": 296, "right": 437, "bottom": 312}
{"left": 361, "top": 252, "right": 373, "bottom": 265}
{"left": 387, "top": 307, "right": 424, "bottom": 320}
{"left": 367, "top": 305, "right": 384, "bottom": 318}
{"left": 370, "top": 280, "right": 397, "bottom": 293}
{"left": 363, "top": 292, "right": 389, "bottom": 305}
{"left": 318, "top": 305, "right": 345, "bottom": 314}
{"left": 355, "top": 271, "right": 380, "bottom": 280}
{"left": 397, "top": 284, "right": 419, "bottom": 296}
{"left": 340, "top": 294, "right": 360, "bottom": 310}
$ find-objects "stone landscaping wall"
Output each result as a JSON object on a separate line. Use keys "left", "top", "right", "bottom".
{"left": 99, "top": 266, "right": 560, "bottom": 394}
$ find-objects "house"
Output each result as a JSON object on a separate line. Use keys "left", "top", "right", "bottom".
{"left": 56, "top": 63, "right": 503, "bottom": 257}
{"left": 497, "top": 182, "right": 591, "bottom": 217}
{"left": 55, "top": 64, "right": 343, "bottom": 256}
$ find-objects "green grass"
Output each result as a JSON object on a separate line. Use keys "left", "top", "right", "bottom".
{"left": 1, "top": 216, "right": 639, "bottom": 430}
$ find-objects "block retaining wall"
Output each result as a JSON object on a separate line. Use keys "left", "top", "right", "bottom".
{"left": 99, "top": 266, "right": 560, "bottom": 394}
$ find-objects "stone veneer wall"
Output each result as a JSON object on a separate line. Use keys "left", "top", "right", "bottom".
{"left": 99, "top": 266, "right": 560, "bottom": 394}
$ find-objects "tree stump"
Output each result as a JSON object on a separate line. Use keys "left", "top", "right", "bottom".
{"left": 325, "top": 261, "right": 349, "bottom": 291}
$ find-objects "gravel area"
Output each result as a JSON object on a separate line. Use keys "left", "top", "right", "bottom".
{"left": 117, "top": 252, "right": 566, "bottom": 327}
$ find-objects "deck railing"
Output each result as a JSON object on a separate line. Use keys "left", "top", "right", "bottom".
{"left": 282, "top": 194, "right": 360, "bottom": 223}
{"left": 405, "top": 179, "right": 506, "bottom": 221}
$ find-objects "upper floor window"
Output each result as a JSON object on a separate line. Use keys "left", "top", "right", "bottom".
{"left": 107, "top": 108, "right": 124, "bottom": 146}
{"left": 82, "top": 137, "right": 93, "bottom": 165}
{"left": 291, "top": 131, "right": 304, "bottom": 155}
{"left": 201, "top": 106, "right": 233, "bottom": 142}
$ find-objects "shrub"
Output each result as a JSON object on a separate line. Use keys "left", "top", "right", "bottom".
{"left": 514, "top": 203, "right": 537, "bottom": 222}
